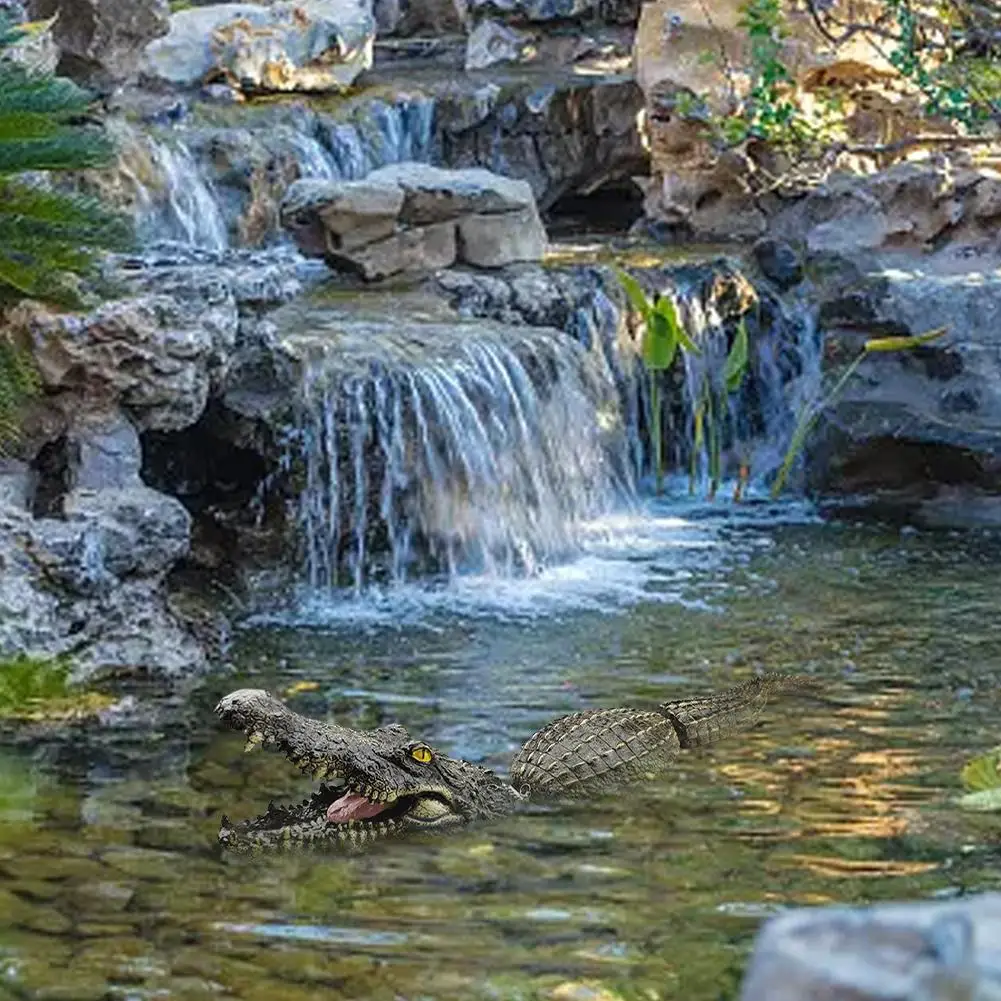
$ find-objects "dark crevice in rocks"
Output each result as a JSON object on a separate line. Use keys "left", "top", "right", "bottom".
{"left": 545, "top": 178, "right": 645, "bottom": 236}
{"left": 30, "top": 435, "right": 70, "bottom": 518}
{"left": 141, "top": 423, "right": 268, "bottom": 515}
{"left": 140, "top": 418, "right": 278, "bottom": 578}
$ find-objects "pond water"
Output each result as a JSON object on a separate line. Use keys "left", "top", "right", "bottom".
{"left": 2, "top": 500, "right": 1000, "bottom": 1001}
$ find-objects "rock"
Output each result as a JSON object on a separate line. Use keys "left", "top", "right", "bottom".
{"left": 752, "top": 238, "right": 802, "bottom": 290}
{"left": 282, "top": 177, "right": 404, "bottom": 253}
{"left": 9, "top": 277, "right": 239, "bottom": 432}
{"left": 370, "top": 161, "right": 537, "bottom": 222}
{"left": 0, "top": 460, "right": 34, "bottom": 510}
{"left": 27, "top": 0, "right": 170, "bottom": 87}
{"left": 331, "top": 220, "right": 458, "bottom": 279}
{"left": 65, "top": 411, "right": 142, "bottom": 492}
{"left": 140, "top": 0, "right": 374, "bottom": 94}
{"left": 62, "top": 486, "right": 191, "bottom": 581}
{"left": 457, "top": 206, "right": 547, "bottom": 267}
{"left": 433, "top": 75, "right": 647, "bottom": 210}
{"left": 771, "top": 161, "right": 996, "bottom": 256}
{"left": 465, "top": 18, "right": 532, "bottom": 71}
{"left": 282, "top": 162, "right": 548, "bottom": 278}
{"left": 469, "top": 0, "right": 637, "bottom": 23}
{"left": 0, "top": 503, "right": 203, "bottom": 682}
{"left": 380, "top": 0, "right": 469, "bottom": 35}
{"left": 740, "top": 893, "right": 1001, "bottom": 1001}
{"left": 815, "top": 261, "right": 1001, "bottom": 456}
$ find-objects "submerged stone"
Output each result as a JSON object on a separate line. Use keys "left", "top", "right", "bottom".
{"left": 741, "top": 893, "right": 1001, "bottom": 1001}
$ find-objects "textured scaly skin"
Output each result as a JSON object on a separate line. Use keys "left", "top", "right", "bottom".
{"left": 217, "top": 673, "right": 815, "bottom": 851}
{"left": 508, "top": 674, "right": 815, "bottom": 798}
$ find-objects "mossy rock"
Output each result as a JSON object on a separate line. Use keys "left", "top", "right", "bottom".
{"left": 0, "top": 655, "right": 117, "bottom": 723}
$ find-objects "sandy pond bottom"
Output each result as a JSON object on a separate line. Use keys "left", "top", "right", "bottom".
{"left": 1, "top": 499, "right": 1000, "bottom": 1001}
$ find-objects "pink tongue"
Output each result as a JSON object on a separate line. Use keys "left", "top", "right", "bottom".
{"left": 326, "top": 792, "right": 389, "bottom": 823}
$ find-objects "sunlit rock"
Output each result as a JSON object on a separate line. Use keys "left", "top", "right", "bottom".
{"left": 140, "top": 0, "right": 374, "bottom": 94}
{"left": 281, "top": 162, "right": 548, "bottom": 278}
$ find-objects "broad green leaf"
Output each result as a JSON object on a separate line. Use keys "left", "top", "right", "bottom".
{"left": 956, "top": 788, "right": 1001, "bottom": 813}
{"left": 643, "top": 312, "right": 678, "bottom": 370}
{"left": 864, "top": 327, "right": 947, "bottom": 353}
{"left": 616, "top": 270, "right": 652, "bottom": 323}
{"left": 960, "top": 747, "right": 1001, "bottom": 792}
{"left": 655, "top": 296, "right": 701, "bottom": 355}
{"left": 725, "top": 319, "right": 750, "bottom": 393}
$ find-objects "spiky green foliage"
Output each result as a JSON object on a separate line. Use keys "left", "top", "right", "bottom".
{"left": 0, "top": 337, "right": 39, "bottom": 446}
{"left": 0, "top": 15, "right": 133, "bottom": 449}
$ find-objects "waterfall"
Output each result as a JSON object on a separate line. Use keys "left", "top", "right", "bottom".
{"left": 287, "top": 322, "right": 634, "bottom": 593}
{"left": 121, "top": 96, "right": 438, "bottom": 251}
{"left": 316, "top": 96, "right": 435, "bottom": 180}
{"left": 121, "top": 134, "right": 230, "bottom": 251}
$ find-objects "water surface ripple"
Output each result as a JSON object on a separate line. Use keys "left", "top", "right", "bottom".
{"left": 1, "top": 509, "right": 1000, "bottom": 1001}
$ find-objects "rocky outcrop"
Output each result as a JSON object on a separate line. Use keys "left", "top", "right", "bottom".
{"left": 0, "top": 409, "right": 203, "bottom": 682}
{"left": 0, "top": 250, "right": 308, "bottom": 680}
{"left": 140, "top": 0, "right": 374, "bottom": 94}
{"left": 771, "top": 160, "right": 1001, "bottom": 257}
{"left": 815, "top": 261, "right": 1001, "bottom": 456}
{"left": 741, "top": 893, "right": 1001, "bottom": 1001}
{"left": 434, "top": 74, "right": 647, "bottom": 211}
{"left": 27, "top": 0, "right": 170, "bottom": 88}
{"left": 282, "top": 162, "right": 548, "bottom": 279}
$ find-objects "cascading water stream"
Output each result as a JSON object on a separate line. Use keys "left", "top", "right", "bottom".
{"left": 287, "top": 323, "right": 635, "bottom": 594}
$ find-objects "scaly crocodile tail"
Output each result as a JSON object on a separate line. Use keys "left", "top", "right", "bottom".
{"left": 658, "top": 673, "right": 818, "bottom": 749}
{"left": 510, "top": 672, "right": 816, "bottom": 800}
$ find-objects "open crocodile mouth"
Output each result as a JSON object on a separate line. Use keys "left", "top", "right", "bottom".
{"left": 314, "top": 781, "right": 455, "bottom": 828}
{"left": 221, "top": 777, "right": 460, "bottom": 846}
{"left": 219, "top": 776, "right": 458, "bottom": 848}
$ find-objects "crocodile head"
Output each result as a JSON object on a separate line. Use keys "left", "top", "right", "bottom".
{"left": 214, "top": 689, "right": 522, "bottom": 853}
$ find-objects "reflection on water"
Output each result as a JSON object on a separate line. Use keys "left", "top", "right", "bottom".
{"left": 1, "top": 512, "right": 1001, "bottom": 1000}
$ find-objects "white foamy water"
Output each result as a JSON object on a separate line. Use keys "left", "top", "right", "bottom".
{"left": 246, "top": 496, "right": 820, "bottom": 629}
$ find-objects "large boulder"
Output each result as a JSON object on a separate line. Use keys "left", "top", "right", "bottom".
{"left": 281, "top": 162, "right": 548, "bottom": 279}
{"left": 27, "top": 0, "right": 170, "bottom": 87}
{"left": 741, "top": 893, "right": 1001, "bottom": 1001}
{"left": 814, "top": 257, "right": 1001, "bottom": 457}
{"left": 7, "top": 277, "right": 240, "bottom": 432}
{"left": 140, "top": 0, "right": 374, "bottom": 94}
{"left": 632, "top": 0, "right": 936, "bottom": 241}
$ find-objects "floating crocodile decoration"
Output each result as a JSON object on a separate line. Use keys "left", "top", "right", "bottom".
{"left": 216, "top": 673, "right": 815, "bottom": 852}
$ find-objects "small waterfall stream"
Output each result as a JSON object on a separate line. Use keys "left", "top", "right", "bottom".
{"left": 287, "top": 323, "right": 634, "bottom": 593}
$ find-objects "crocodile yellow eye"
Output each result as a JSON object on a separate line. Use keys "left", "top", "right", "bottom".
{"left": 410, "top": 745, "right": 433, "bottom": 764}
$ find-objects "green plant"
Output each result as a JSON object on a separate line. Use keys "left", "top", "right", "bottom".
{"left": 690, "top": 0, "right": 1001, "bottom": 166}
{"left": 0, "top": 654, "right": 116, "bottom": 722}
{"left": 618, "top": 270, "right": 699, "bottom": 494}
{"left": 0, "top": 15, "right": 133, "bottom": 450}
{"left": 956, "top": 746, "right": 1001, "bottom": 813}
{"left": 770, "top": 327, "right": 948, "bottom": 498}
{"left": 618, "top": 272, "right": 753, "bottom": 499}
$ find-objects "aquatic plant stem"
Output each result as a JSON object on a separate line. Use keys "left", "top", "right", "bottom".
{"left": 770, "top": 352, "right": 865, "bottom": 498}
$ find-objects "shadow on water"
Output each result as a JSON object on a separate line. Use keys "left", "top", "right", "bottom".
{"left": 1, "top": 507, "right": 1001, "bottom": 1000}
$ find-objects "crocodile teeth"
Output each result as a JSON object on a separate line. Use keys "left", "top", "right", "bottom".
{"left": 244, "top": 731, "right": 264, "bottom": 753}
